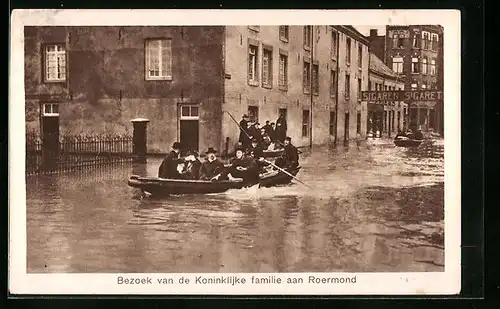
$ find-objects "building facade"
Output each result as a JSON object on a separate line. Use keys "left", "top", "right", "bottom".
{"left": 368, "top": 25, "right": 444, "bottom": 135}
{"left": 222, "top": 25, "right": 369, "bottom": 148}
{"left": 25, "top": 25, "right": 370, "bottom": 154}
{"left": 367, "top": 53, "right": 407, "bottom": 137}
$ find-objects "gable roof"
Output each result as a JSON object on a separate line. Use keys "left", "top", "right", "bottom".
{"left": 369, "top": 52, "right": 404, "bottom": 81}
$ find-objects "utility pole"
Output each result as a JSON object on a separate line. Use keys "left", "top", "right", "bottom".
{"left": 309, "top": 25, "right": 314, "bottom": 149}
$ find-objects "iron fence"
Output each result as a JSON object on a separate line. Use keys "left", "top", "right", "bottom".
{"left": 26, "top": 132, "right": 133, "bottom": 175}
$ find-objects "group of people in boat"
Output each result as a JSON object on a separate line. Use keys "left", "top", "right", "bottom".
{"left": 238, "top": 113, "right": 287, "bottom": 152}
{"left": 158, "top": 136, "right": 299, "bottom": 183}
{"left": 395, "top": 128, "right": 424, "bottom": 140}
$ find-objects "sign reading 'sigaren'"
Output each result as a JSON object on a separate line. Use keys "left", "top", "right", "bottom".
{"left": 361, "top": 90, "right": 444, "bottom": 103}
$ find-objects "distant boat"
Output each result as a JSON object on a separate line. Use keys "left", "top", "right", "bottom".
{"left": 128, "top": 166, "right": 301, "bottom": 197}
{"left": 394, "top": 136, "right": 423, "bottom": 147}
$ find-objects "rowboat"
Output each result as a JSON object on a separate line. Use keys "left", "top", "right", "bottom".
{"left": 128, "top": 166, "right": 301, "bottom": 197}
{"left": 262, "top": 148, "right": 284, "bottom": 157}
{"left": 394, "top": 137, "right": 423, "bottom": 147}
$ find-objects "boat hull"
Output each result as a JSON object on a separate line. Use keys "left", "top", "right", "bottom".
{"left": 394, "top": 139, "right": 423, "bottom": 147}
{"left": 128, "top": 167, "right": 301, "bottom": 196}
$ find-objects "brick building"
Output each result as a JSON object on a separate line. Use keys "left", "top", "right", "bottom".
{"left": 25, "top": 26, "right": 370, "bottom": 154}
{"left": 367, "top": 53, "right": 407, "bottom": 137}
{"left": 368, "top": 25, "right": 444, "bottom": 135}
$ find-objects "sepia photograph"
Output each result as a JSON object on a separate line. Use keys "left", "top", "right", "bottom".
{"left": 10, "top": 9, "right": 461, "bottom": 295}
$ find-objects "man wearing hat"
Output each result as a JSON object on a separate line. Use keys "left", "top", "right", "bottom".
{"left": 239, "top": 114, "right": 251, "bottom": 147}
{"left": 158, "top": 142, "right": 183, "bottom": 179}
{"left": 225, "top": 145, "right": 260, "bottom": 184}
{"left": 275, "top": 136, "right": 299, "bottom": 169}
{"left": 247, "top": 138, "right": 264, "bottom": 160}
{"left": 199, "top": 147, "right": 226, "bottom": 181}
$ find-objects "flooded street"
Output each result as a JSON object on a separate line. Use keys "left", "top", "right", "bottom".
{"left": 26, "top": 138, "right": 444, "bottom": 273}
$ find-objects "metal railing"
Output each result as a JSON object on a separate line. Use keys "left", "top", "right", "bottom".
{"left": 26, "top": 132, "right": 133, "bottom": 175}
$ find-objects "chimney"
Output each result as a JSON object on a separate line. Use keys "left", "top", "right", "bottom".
{"left": 370, "top": 29, "right": 378, "bottom": 38}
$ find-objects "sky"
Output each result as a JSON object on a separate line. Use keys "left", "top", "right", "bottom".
{"left": 353, "top": 26, "right": 386, "bottom": 36}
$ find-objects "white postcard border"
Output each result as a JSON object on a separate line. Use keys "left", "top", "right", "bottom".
{"left": 9, "top": 9, "right": 461, "bottom": 295}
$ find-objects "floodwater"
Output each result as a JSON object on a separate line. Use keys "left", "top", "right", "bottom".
{"left": 26, "top": 138, "right": 445, "bottom": 273}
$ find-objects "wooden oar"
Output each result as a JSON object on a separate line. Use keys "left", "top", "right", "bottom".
{"left": 224, "top": 111, "right": 252, "bottom": 139}
{"left": 262, "top": 159, "right": 311, "bottom": 188}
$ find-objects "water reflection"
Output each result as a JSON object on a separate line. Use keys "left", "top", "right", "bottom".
{"left": 26, "top": 138, "right": 444, "bottom": 273}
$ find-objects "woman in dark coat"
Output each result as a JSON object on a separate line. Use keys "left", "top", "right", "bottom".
{"left": 158, "top": 142, "right": 182, "bottom": 179}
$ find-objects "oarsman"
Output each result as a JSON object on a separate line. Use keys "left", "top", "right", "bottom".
{"left": 243, "top": 121, "right": 254, "bottom": 149}
{"left": 239, "top": 114, "right": 251, "bottom": 147}
{"left": 158, "top": 142, "right": 183, "bottom": 179}
{"left": 275, "top": 136, "right": 299, "bottom": 169}
{"left": 199, "top": 147, "right": 226, "bottom": 181}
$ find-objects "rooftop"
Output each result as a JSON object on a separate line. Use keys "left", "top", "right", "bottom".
{"left": 369, "top": 52, "right": 404, "bottom": 81}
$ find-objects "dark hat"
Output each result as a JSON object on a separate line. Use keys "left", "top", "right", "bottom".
{"left": 285, "top": 136, "right": 292, "bottom": 142}
{"left": 252, "top": 139, "right": 258, "bottom": 143}
{"left": 271, "top": 122, "right": 275, "bottom": 125}
{"left": 186, "top": 150, "right": 199, "bottom": 157}
{"left": 266, "top": 120, "right": 270, "bottom": 123}
{"left": 172, "top": 142, "right": 181, "bottom": 149}
{"left": 255, "top": 122, "right": 260, "bottom": 126}
{"left": 205, "top": 147, "right": 217, "bottom": 154}
{"left": 243, "top": 114, "right": 249, "bottom": 118}
{"left": 235, "top": 145, "right": 245, "bottom": 152}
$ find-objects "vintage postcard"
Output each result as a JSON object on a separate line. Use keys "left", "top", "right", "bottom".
{"left": 9, "top": 9, "right": 461, "bottom": 295}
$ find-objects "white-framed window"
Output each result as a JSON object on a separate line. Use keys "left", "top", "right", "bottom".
{"left": 303, "top": 26, "right": 312, "bottom": 49}
{"left": 42, "top": 103, "right": 59, "bottom": 116}
{"left": 392, "top": 56, "right": 403, "bottom": 73}
{"left": 180, "top": 105, "right": 199, "bottom": 120}
{"left": 430, "top": 58, "right": 436, "bottom": 76}
{"left": 411, "top": 57, "right": 420, "bottom": 74}
{"left": 431, "top": 33, "right": 439, "bottom": 51}
{"left": 357, "top": 78, "right": 362, "bottom": 101}
{"left": 44, "top": 44, "right": 66, "bottom": 82}
{"left": 279, "top": 26, "right": 289, "bottom": 42}
{"left": 331, "top": 30, "right": 338, "bottom": 59}
{"left": 262, "top": 48, "right": 273, "bottom": 87}
{"left": 422, "top": 31, "right": 430, "bottom": 49}
{"left": 422, "top": 57, "right": 428, "bottom": 74}
{"left": 392, "top": 33, "right": 405, "bottom": 48}
{"left": 303, "top": 61, "right": 311, "bottom": 93}
{"left": 312, "top": 63, "right": 319, "bottom": 94}
{"left": 145, "top": 39, "right": 172, "bottom": 80}
{"left": 412, "top": 33, "right": 420, "bottom": 48}
{"left": 278, "top": 53, "right": 288, "bottom": 89}
{"left": 357, "top": 44, "right": 363, "bottom": 68}
{"left": 248, "top": 26, "right": 260, "bottom": 32}
{"left": 345, "top": 73, "right": 350, "bottom": 98}
{"left": 421, "top": 82, "right": 427, "bottom": 89}
{"left": 330, "top": 69, "right": 336, "bottom": 97}
{"left": 302, "top": 109, "right": 310, "bottom": 137}
{"left": 346, "top": 37, "right": 352, "bottom": 64}
{"left": 248, "top": 44, "right": 259, "bottom": 83}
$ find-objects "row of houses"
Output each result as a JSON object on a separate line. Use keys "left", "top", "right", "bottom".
{"left": 25, "top": 25, "right": 442, "bottom": 154}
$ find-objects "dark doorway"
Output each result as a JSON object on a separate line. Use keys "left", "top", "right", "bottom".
{"left": 180, "top": 120, "right": 199, "bottom": 153}
{"left": 42, "top": 116, "right": 60, "bottom": 153}
{"left": 356, "top": 112, "right": 361, "bottom": 135}
{"left": 41, "top": 104, "right": 60, "bottom": 171}
{"left": 278, "top": 108, "right": 287, "bottom": 120}
{"left": 344, "top": 112, "right": 349, "bottom": 141}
